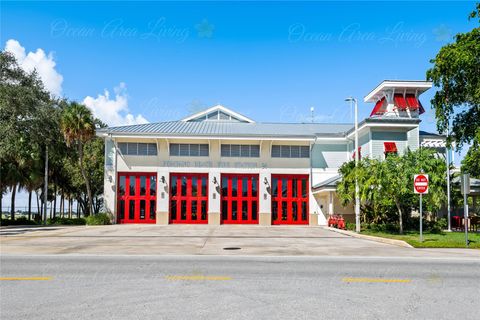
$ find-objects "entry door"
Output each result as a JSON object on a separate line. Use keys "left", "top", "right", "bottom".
{"left": 117, "top": 173, "right": 157, "bottom": 224}
{"left": 170, "top": 173, "right": 208, "bottom": 224}
{"left": 271, "top": 174, "right": 309, "bottom": 225}
{"left": 221, "top": 174, "right": 259, "bottom": 224}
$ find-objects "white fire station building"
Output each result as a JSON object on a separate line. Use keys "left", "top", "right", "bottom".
{"left": 97, "top": 80, "right": 446, "bottom": 225}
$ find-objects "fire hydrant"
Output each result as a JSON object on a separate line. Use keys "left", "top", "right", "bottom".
{"left": 337, "top": 216, "right": 345, "bottom": 230}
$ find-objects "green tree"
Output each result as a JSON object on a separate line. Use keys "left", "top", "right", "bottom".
{"left": 61, "top": 102, "right": 96, "bottom": 216}
{"left": 337, "top": 157, "right": 392, "bottom": 224}
{"left": 462, "top": 131, "right": 480, "bottom": 178}
{"left": 0, "top": 51, "right": 53, "bottom": 219}
{"left": 337, "top": 149, "right": 447, "bottom": 234}
{"left": 426, "top": 3, "right": 480, "bottom": 147}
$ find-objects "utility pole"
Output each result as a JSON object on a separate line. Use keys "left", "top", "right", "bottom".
{"left": 461, "top": 174, "right": 470, "bottom": 247}
{"left": 446, "top": 124, "right": 452, "bottom": 232}
{"left": 346, "top": 97, "right": 360, "bottom": 233}
{"left": 43, "top": 146, "right": 48, "bottom": 225}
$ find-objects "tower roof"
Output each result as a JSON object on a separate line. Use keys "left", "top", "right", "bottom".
{"left": 364, "top": 80, "right": 432, "bottom": 103}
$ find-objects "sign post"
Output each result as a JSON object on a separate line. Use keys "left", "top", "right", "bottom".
{"left": 461, "top": 174, "right": 470, "bottom": 247}
{"left": 414, "top": 174, "right": 429, "bottom": 242}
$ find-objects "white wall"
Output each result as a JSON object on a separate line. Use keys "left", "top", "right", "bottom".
{"left": 104, "top": 137, "right": 315, "bottom": 220}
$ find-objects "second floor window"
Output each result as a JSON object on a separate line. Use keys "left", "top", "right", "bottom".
{"left": 118, "top": 142, "right": 157, "bottom": 156}
{"left": 221, "top": 144, "right": 260, "bottom": 158}
{"left": 271, "top": 145, "right": 310, "bottom": 158}
{"left": 170, "top": 143, "right": 209, "bottom": 157}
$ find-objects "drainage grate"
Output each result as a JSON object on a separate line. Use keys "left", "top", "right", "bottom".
{"left": 223, "top": 247, "right": 241, "bottom": 250}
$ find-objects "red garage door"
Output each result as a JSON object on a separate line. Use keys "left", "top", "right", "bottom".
{"left": 221, "top": 174, "right": 259, "bottom": 224}
{"left": 117, "top": 173, "right": 157, "bottom": 224}
{"left": 170, "top": 173, "right": 208, "bottom": 224}
{"left": 271, "top": 174, "right": 309, "bottom": 225}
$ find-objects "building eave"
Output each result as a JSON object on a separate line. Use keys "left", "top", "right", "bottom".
{"left": 364, "top": 80, "right": 433, "bottom": 103}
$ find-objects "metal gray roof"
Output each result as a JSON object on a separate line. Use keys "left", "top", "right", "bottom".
{"left": 419, "top": 130, "right": 443, "bottom": 137}
{"left": 345, "top": 117, "right": 421, "bottom": 135}
{"left": 99, "top": 121, "right": 353, "bottom": 138}
{"left": 312, "top": 175, "right": 342, "bottom": 190}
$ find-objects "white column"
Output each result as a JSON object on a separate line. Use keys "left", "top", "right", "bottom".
{"left": 208, "top": 170, "right": 221, "bottom": 214}
{"left": 157, "top": 170, "right": 169, "bottom": 212}
{"left": 104, "top": 138, "right": 116, "bottom": 218}
{"left": 259, "top": 171, "right": 271, "bottom": 225}
{"left": 328, "top": 191, "right": 334, "bottom": 215}
{"left": 156, "top": 170, "right": 169, "bottom": 224}
{"left": 259, "top": 171, "right": 271, "bottom": 213}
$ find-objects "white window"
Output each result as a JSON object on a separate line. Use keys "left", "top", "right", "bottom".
{"left": 271, "top": 145, "right": 310, "bottom": 158}
{"left": 221, "top": 144, "right": 260, "bottom": 158}
{"left": 118, "top": 142, "right": 157, "bottom": 156}
{"left": 170, "top": 144, "right": 209, "bottom": 157}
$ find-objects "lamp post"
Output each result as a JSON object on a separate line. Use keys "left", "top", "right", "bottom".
{"left": 446, "top": 124, "right": 451, "bottom": 232}
{"left": 346, "top": 97, "right": 360, "bottom": 233}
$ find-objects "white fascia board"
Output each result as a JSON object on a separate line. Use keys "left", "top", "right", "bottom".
{"left": 312, "top": 188, "right": 337, "bottom": 194}
{"left": 96, "top": 131, "right": 109, "bottom": 138}
{"left": 181, "top": 105, "right": 255, "bottom": 123}
{"left": 108, "top": 134, "right": 317, "bottom": 141}
{"left": 364, "top": 80, "right": 433, "bottom": 103}
{"left": 345, "top": 122, "right": 417, "bottom": 139}
{"left": 313, "top": 137, "right": 348, "bottom": 143}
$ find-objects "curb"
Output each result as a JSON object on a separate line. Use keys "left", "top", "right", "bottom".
{"left": 323, "top": 226, "right": 414, "bottom": 248}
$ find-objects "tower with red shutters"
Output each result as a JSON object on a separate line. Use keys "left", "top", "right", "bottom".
{"left": 364, "top": 80, "right": 432, "bottom": 118}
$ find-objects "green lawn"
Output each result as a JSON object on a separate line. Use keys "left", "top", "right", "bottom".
{"left": 361, "top": 230, "right": 480, "bottom": 249}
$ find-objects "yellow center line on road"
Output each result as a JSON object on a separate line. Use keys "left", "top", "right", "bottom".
{"left": 165, "top": 275, "right": 232, "bottom": 281}
{"left": 342, "top": 277, "right": 411, "bottom": 283}
{"left": 0, "top": 277, "right": 52, "bottom": 281}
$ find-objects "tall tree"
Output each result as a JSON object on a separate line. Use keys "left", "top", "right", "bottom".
{"left": 61, "top": 102, "right": 95, "bottom": 216}
{"left": 0, "top": 51, "right": 52, "bottom": 219}
{"left": 426, "top": 3, "right": 480, "bottom": 147}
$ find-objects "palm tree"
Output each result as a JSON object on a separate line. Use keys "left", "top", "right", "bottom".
{"left": 61, "top": 102, "right": 95, "bottom": 216}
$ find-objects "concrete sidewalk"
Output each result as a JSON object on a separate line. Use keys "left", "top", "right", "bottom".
{"left": 1, "top": 224, "right": 479, "bottom": 258}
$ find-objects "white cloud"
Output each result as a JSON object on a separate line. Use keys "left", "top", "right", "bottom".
{"left": 83, "top": 82, "right": 148, "bottom": 126}
{"left": 4, "top": 39, "right": 63, "bottom": 96}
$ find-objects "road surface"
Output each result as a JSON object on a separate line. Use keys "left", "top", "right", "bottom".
{"left": 1, "top": 255, "right": 479, "bottom": 320}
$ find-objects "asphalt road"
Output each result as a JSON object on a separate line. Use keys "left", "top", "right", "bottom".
{"left": 1, "top": 255, "right": 479, "bottom": 320}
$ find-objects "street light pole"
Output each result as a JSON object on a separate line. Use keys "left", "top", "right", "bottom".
{"left": 346, "top": 97, "right": 360, "bottom": 233}
{"left": 446, "top": 124, "right": 451, "bottom": 232}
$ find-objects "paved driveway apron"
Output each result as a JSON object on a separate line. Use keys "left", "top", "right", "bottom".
{"left": 1, "top": 225, "right": 479, "bottom": 258}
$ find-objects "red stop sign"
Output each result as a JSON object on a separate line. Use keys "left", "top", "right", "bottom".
{"left": 414, "top": 174, "right": 429, "bottom": 194}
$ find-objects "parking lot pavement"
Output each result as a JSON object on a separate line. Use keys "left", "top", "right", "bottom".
{"left": 1, "top": 225, "right": 479, "bottom": 258}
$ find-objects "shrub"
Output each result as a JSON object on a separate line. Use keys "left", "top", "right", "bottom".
{"left": 0, "top": 217, "right": 38, "bottom": 226}
{"left": 47, "top": 217, "right": 86, "bottom": 225}
{"left": 85, "top": 213, "right": 111, "bottom": 225}
{"left": 345, "top": 222, "right": 356, "bottom": 231}
{"left": 426, "top": 218, "right": 447, "bottom": 234}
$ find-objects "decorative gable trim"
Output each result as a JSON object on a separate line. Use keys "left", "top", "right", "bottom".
{"left": 181, "top": 105, "right": 255, "bottom": 123}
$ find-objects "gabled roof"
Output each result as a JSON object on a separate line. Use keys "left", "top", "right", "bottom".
{"left": 181, "top": 105, "right": 255, "bottom": 123}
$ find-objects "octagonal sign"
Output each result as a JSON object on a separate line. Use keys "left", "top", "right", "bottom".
{"left": 414, "top": 174, "right": 429, "bottom": 194}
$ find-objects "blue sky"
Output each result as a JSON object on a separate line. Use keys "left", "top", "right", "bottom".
{"left": 1, "top": 1, "right": 477, "bottom": 208}
{"left": 2, "top": 1, "right": 476, "bottom": 125}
